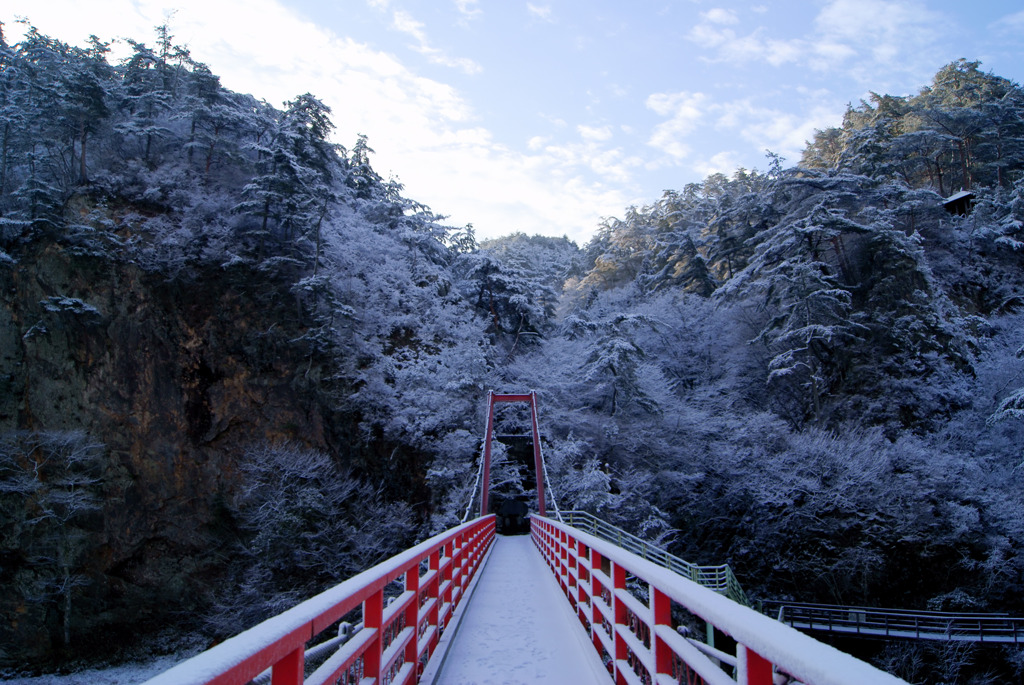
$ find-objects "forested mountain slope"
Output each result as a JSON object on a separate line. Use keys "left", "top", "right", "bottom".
{"left": 0, "top": 23, "right": 493, "bottom": 667}
{"left": 2, "top": 22, "right": 1024, "bottom": 683}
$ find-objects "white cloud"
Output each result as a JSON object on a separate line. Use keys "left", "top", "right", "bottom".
{"left": 578, "top": 124, "right": 613, "bottom": 142}
{"left": 533, "top": 143, "right": 640, "bottom": 186}
{"left": 687, "top": 0, "right": 950, "bottom": 80}
{"left": 392, "top": 10, "right": 428, "bottom": 42}
{"left": 392, "top": 9, "right": 482, "bottom": 74}
{"left": 645, "top": 91, "right": 709, "bottom": 160}
{"left": 702, "top": 8, "right": 739, "bottom": 25}
{"left": 527, "top": 135, "right": 549, "bottom": 151}
{"left": 693, "top": 151, "right": 743, "bottom": 177}
{"left": 539, "top": 113, "right": 568, "bottom": 127}
{"left": 815, "top": 0, "right": 945, "bottom": 64}
{"left": 454, "top": 0, "right": 482, "bottom": 22}
{"left": 1002, "top": 9, "right": 1024, "bottom": 28}
{"left": 527, "top": 3, "right": 554, "bottom": 22}
{"left": 729, "top": 102, "right": 840, "bottom": 160}
{"left": 645, "top": 90, "right": 843, "bottom": 173}
{"left": 688, "top": 21, "right": 805, "bottom": 66}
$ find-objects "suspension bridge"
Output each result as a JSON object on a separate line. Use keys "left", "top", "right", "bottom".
{"left": 144, "top": 391, "right": 1018, "bottom": 685}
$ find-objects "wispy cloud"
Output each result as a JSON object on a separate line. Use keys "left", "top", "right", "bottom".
{"left": 814, "top": 0, "right": 945, "bottom": 66}
{"left": 702, "top": 8, "right": 739, "bottom": 25}
{"left": 454, "top": 0, "right": 482, "bottom": 23}
{"left": 392, "top": 9, "right": 482, "bottom": 74}
{"left": 645, "top": 91, "right": 710, "bottom": 160}
{"left": 687, "top": 22, "right": 804, "bottom": 67}
{"left": 693, "top": 151, "right": 743, "bottom": 177}
{"left": 527, "top": 3, "right": 554, "bottom": 22}
{"left": 645, "top": 90, "right": 841, "bottom": 171}
{"left": 531, "top": 138, "right": 642, "bottom": 185}
{"left": 687, "top": 0, "right": 951, "bottom": 80}
{"left": 578, "top": 124, "right": 613, "bottom": 142}
{"left": 991, "top": 9, "right": 1024, "bottom": 37}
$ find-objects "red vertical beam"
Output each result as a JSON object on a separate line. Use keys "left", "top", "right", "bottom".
{"left": 613, "top": 561, "right": 627, "bottom": 685}
{"left": 452, "top": 532, "right": 465, "bottom": 609}
{"left": 738, "top": 644, "right": 774, "bottom": 685}
{"left": 591, "top": 548, "right": 605, "bottom": 656}
{"left": 652, "top": 588, "right": 673, "bottom": 680}
{"left": 270, "top": 646, "right": 304, "bottom": 685}
{"left": 529, "top": 391, "right": 547, "bottom": 516}
{"left": 481, "top": 391, "right": 496, "bottom": 516}
{"left": 363, "top": 589, "right": 384, "bottom": 683}
{"left": 576, "top": 541, "right": 590, "bottom": 627}
{"left": 440, "top": 541, "right": 453, "bottom": 629}
{"left": 426, "top": 549, "right": 440, "bottom": 657}
{"left": 404, "top": 565, "right": 419, "bottom": 681}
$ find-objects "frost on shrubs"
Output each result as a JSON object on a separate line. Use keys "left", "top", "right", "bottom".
{"left": 0, "top": 431, "right": 104, "bottom": 649}
{"left": 206, "top": 443, "right": 415, "bottom": 636}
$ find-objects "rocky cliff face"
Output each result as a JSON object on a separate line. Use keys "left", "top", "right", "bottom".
{"left": 0, "top": 238, "right": 363, "bottom": 666}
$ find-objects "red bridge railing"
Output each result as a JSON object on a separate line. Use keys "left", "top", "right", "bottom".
{"left": 145, "top": 516, "right": 495, "bottom": 685}
{"left": 532, "top": 515, "right": 908, "bottom": 685}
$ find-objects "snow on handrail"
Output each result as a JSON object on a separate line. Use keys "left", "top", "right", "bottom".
{"left": 143, "top": 515, "right": 495, "bottom": 685}
{"left": 531, "top": 515, "right": 908, "bottom": 685}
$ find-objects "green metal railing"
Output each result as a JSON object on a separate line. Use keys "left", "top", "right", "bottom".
{"left": 559, "top": 510, "right": 750, "bottom": 606}
{"left": 766, "top": 601, "right": 1024, "bottom": 643}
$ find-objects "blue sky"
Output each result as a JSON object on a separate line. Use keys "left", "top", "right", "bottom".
{"left": 7, "top": 1, "right": 1024, "bottom": 244}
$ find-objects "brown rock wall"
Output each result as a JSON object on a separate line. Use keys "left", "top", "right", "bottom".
{"left": 0, "top": 241, "right": 343, "bottom": 666}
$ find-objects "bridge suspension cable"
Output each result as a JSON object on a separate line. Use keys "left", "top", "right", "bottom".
{"left": 461, "top": 441, "right": 486, "bottom": 524}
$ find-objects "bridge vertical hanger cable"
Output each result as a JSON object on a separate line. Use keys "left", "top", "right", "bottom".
{"left": 463, "top": 390, "right": 495, "bottom": 523}
{"left": 539, "top": 440, "right": 563, "bottom": 523}
{"left": 529, "top": 389, "right": 563, "bottom": 523}
{"left": 462, "top": 441, "right": 486, "bottom": 523}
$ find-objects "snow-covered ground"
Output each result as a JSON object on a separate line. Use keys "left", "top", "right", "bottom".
{"left": 5, "top": 535, "right": 609, "bottom": 685}
{"left": 435, "top": 534, "right": 611, "bottom": 684}
{"left": 0, "top": 652, "right": 189, "bottom": 685}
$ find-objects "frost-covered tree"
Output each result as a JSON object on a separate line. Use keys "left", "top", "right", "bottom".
{"left": 208, "top": 443, "right": 415, "bottom": 634}
{"left": 0, "top": 431, "right": 103, "bottom": 649}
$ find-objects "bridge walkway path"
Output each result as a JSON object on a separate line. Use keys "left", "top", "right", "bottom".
{"left": 431, "top": 534, "right": 610, "bottom": 684}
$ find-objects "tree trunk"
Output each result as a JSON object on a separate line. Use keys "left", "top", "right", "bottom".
{"left": 957, "top": 138, "right": 972, "bottom": 190}
{"left": 79, "top": 122, "right": 88, "bottom": 183}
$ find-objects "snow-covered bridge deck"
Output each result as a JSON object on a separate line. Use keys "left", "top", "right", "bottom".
{"left": 428, "top": 534, "right": 610, "bottom": 684}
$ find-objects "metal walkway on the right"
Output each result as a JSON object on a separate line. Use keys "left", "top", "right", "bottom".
{"left": 766, "top": 601, "right": 1024, "bottom": 643}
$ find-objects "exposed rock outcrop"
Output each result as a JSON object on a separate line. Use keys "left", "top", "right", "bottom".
{"left": 0, "top": 238, "right": 362, "bottom": 665}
